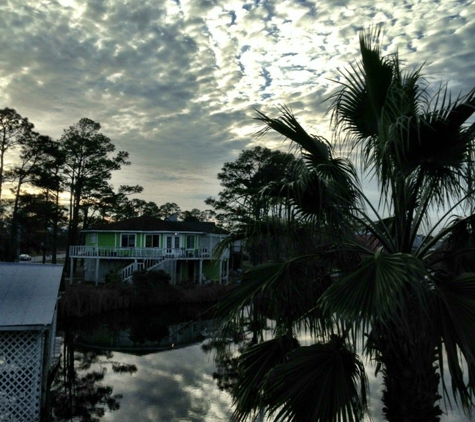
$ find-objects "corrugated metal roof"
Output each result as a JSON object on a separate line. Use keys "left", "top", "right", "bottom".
{"left": 0, "top": 263, "right": 63, "bottom": 329}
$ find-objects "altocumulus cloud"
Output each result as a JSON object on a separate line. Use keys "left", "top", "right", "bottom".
{"left": 0, "top": 0, "right": 474, "bottom": 209}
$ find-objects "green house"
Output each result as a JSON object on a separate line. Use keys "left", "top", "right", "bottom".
{"left": 69, "top": 216, "right": 229, "bottom": 285}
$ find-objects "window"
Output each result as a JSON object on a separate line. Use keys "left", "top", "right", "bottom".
{"left": 145, "top": 234, "right": 160, "bottom": 247}
{"left": 121, "top": 234, "right": 135, "bottom": 247}
{"left": 186, "top": 235, "right": 194, "bottom": 249}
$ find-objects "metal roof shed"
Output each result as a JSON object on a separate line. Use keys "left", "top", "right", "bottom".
{"left": 0, "top": 263, "right": 63, "bottom": 422}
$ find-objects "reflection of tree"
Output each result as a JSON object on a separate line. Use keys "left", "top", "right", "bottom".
{"left": 202, "top": 322, "right": 246, "bottom": 394}
{"left": 210, "top": 347, "right": 240, "bottom": 393}
{"left": 50, "top": 326, "right": 137, "bottom": 421}
{"left": 128, "top": 312, "right": 169, "bottom": 345}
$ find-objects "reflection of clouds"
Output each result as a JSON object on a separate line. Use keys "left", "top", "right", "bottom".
{"left": 98, "top": 338, "right": 473, "bottom": 422}
{"left": 365, "top": 363, "right": 384, "bottom": 421}
{"left": 102, "top": 344, "right": 232, "bottom": 421}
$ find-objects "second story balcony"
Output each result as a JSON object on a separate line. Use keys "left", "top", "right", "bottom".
{"left": 69, "top": 246, "right": 227, "bottom": 260}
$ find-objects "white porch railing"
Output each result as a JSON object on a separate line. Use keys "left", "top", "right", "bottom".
{"left": 69, "top": 246, "right": 216, "bottom": 259}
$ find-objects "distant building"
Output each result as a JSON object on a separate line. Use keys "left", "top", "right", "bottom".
{"left": 69, "top": 215, "right": 230, "bottom": 285}
{"left": 0, "top": 263, "right": 63, "bottom": 422}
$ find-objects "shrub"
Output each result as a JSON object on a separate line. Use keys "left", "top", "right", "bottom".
{"left": 131, "top": 269, "right": 183, "bottom": 305}
{"left": 132, "top": 269, "right": 171, "bottom": 289}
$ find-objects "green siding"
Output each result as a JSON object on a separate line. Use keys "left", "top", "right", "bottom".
{"left": 86, "top": 232, "right": 116, "bottom": 247}
{"left": 84, "top": 231, "right": 226, "bottom": 252}
{"left": 101, "top": 233, "right": 117, "bottom": 247}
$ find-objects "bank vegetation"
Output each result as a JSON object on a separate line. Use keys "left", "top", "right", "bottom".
{"left": 59, "top": 269, "right": 236, "bottom": 318}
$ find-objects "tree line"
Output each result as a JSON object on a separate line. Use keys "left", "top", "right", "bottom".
{"left": 0, "top": 113, "right": 213, "bottom": 262}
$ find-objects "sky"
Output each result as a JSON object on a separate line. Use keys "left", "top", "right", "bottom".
{"left": 1, "top": 0, "right": 474, "bottom": 212}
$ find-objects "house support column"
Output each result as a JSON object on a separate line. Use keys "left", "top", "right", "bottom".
{"left": 199, "top": 260, "right": 203, "bottom": 285}
{"left": 95, "top": 258, "right": 100, "bottom": 286}
{"left": 69, "top": 257, "right": 73, "bottom": 284}
{"left": 226, "top": 258, "right": 229, "bottom": 284}
{"left": 177, "top": 261, "right": 181, "bottom": 285}
{"left": 219, "top": 259, "right": 222, "bottom": 284}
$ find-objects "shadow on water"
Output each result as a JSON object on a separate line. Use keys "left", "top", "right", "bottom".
{"left": 48, "top": 304, "right": 222, "bottom": 421}
{"left": 71, "top": 304, "right": 217, "bottom": 354}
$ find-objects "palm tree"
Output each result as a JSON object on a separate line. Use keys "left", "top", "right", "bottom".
{"left": 214, "top": 29, "right": 475, "bottom": 422}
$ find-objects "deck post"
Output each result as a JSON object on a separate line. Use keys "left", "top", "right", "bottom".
{"left": 95, "top": 258, "right": 100, "bottom": 286}
{"left": 69, "top": 257, "right": 73, "bottom": 284}
{"left": 219, "top": 259, "right": 222, "bottom": 284}
{"left": 199, "top": 259, "right": 203, "bottom": 285}
{"left": 226, "top": 258, "right": 229, "bottom": 283}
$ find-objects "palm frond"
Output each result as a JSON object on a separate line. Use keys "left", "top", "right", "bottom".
{"left": 433, "top": 272, "right": 475, "bottom": 410}
{"left": 230, "top": 335, "right": 300, "bottom": 422}
{"left": 214, "top": 263, "right": 284, "bottom": 320}
{"left": 216, "top": 254, "right": 343, "bottom": 338}
{"left": 330, "top": 29, "right": 396, "bottom": 149}
{"left": 255, "top": 107, "right": 361, "bottom": 237}
{"left": 255, "top": 106, "right": 330, "bottom": 162}
{"left": 319, "top": 250, "right": 428, "bottom": 332}
{"left": 264, "top": 335, "right": 369, "bottom": 422}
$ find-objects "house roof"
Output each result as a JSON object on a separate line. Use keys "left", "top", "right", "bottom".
{"left": 0, "top": 263, "right": 63, "bottom": 330}
{"left": 83, "top": 215, "right": 228, "bottom": 234}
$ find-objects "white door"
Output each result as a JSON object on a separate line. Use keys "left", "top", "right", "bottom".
{"left": 166, "top": 235, "right": 181, "bottom": 256}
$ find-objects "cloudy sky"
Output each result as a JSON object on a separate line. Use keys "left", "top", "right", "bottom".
{"left": 1, "top": 0, "right": 474, "bottom": 211}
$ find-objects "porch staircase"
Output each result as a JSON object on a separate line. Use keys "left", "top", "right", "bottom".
{"left": 120, "top": 257, "right": 168, "bottom": 282}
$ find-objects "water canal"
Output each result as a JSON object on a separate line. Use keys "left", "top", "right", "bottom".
{"left": 52, "top": 305, "right": 233, "bottom": 421}
{"left": 51, "top": 306, "right": 471, "bottom": 422}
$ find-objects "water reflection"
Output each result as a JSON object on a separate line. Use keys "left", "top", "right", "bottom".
{"left": 49, "top": 337, "right": 137, "bottom": 421}
{"left": 51, "top": 306, "right": 233, "bottom": 421}
{"left": 104, "top": 346, "right": 233, "bottom": 421}
{"left": 51, "top": 306, "right": 473, "bottom": 422}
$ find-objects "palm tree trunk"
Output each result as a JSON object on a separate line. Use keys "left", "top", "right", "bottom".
{"left": 374, "top": 312, "right": 442, "bottom": 422}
